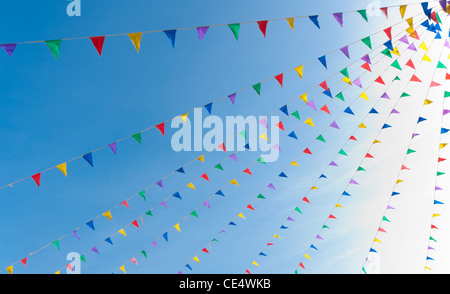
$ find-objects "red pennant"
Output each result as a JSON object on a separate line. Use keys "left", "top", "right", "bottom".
{"left": 319, "top": 81, "right": 329, "bottom": 91}
{"left": 299, "top": 262, "right": 305, "bottom": 269}
{"left": 406, "top": 59, "right": 415, "bottom": 69}
{"left": 431, "top": 11, "right": 437, "bottom": 22}
{"left": 320, "top": 104, "right": 330, "bottom": 114}
{"left": 217, "top": 143, "right": 226, "bottom": 152}
{"left": 132, "top": 220, "right": 139, "bottom": 228}
{"left": 122, "top": 200, "right": 130, "bottom": 208}
{"left": 349, "top": 136, "right": 357, "bottom": 141}
{"left": 361, "top": 62, "right": 371, "bottom": 72}
{"left": 365, "top": 153, "right": 374, "bottom": 158}
{"left": 430, "top": 81, "right": 441, "bottom": 87}
{"left": 401, "top": 164, "right": 410, "bottom": 170}
{"left": 438, "top": 157, "right": 446, "bottom": 162}
{"left": 378, "top": 227, "right": 387, "bottom": 233}
{"left": 274, "top": 73, "right": 284, "bottom": 87}
{"left": 31, "top": 173, "right": 41, "bottom": 187}
{"left": 446, "top": 73, "right": 450, "bottom": 80}
{"left": 302, "top": 197, "right": 310, "bottom": 203}
{"left": 89, "top": 36, "right": 105, "bottom": 56}
{"left": 431, "top": 224, "right": 439, "bottom": 229}
{"left": 329, "top": 214, "right": 336, "bottom": 219}
{"left": 21, "top": 257, "right": 28, "bottom": 268}
{"left": 380, "top": 7, "right": 388, "bottom": 18}
{"left": 384, "top": 27, "right": 392, "bottom": 40}
{"left": 243, "top": 168, "right": 252, "bottom": 175}
{"left": 67, "top": 263, "right": 74, "bottom": 272}
{"left": 375, "top": 76, "right": 385, "bottom": 85}
{"left": 276, "top": 121, "right": 285, "bottom": 131}
{"left": 409, "top": 30, "right": 419, "bottom": 40}
{"left": 202, "top": 248, "right": 210, "bottom": 254}
{"left": 267, "top": 243, "right": 274, "bottom": 246}
{"left": 303, "top": 148, "right": 312, "bottom": 155}
{"left": 410, "top": 75, "right": 421, "bottom": 82}
{"left": 200, "top": 173, "right": 210, "bottom": 181}
{"left": 247, "top": 204, "right": 255, "bottom": 210}
{"left": 246, "top": 269, "right": 251, "bottom": 274}
{"left": 156, "top": 122, "right": 165, "bottom": 136}
{"left": 257, "top": 20, "right": 268, "bottom": 38}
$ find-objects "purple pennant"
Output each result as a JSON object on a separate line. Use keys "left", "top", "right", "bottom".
{"left": 386, "top": 205, "right": 395, "bottom": 209}
{"left": 445, "top": 39, "right": 450, "bottom": 49}
{"left": 349, "top": 179, "right": 359, "bottom": 185}
{"left": 391, "top": 109, "right": 399, "bottom": 114}
{"left": 330, "top": 121, "right": 340, "bottom": 129}
{"left": 228, "top": 93, "right": 236, "bottom": 105}
{"left": 381, "top": 92, "right": 390, "bottom": 99}
{"left": 156, "top": 180, "right": 163, "bottom": 188}
{"left": 340, "top": 46, "right": 350, "bottom": 58}
{"left": 353, "top": 78, "right": 362, "bottom": 88}
{"left": 152, "top": 241, "right": 157, "bottom": 248}
{"left": 203, "top": 201, "right": 210, "bottom": 208}
{"left": 91, "top": 247, "right": 99, "bottom": 254}
{"left": 435, "top": 186, "right": 443, "bottom": 191}
{"left": 333, "top": 12, "right": 343, "bottom": 27}
{"left": 440, "top": 0, "right": 447, "bottom": 10}
{"left": 160, "top": 201, "right": 167, "bottom": 208}
{"left": 329, "top": 161, "right": 338, "bottom": 167}
{"left": 259, "top": 117, "right": 267, "bottom": 128}
{"left": 73, "top": 230, "right": 80, "bottom": 240}
{"left": 428, "top": 246, "right": 435, "bottom": 250}
{"left": 443, "top": 109, "right": 450, "bottom": 115}
{"left": 316, "top": 234, "right": 323, "bottom": 240}
{"left": 273, "top": 144, "right": 280, "bottom": 151}
{"left": 399, "top": 35, "right": 409, "bottom": 44}
{"left": 287, "top": 216, "right": 295, "bottom": 222}
{"left": 307, "top": 100, "right": 316, "bottom": 110}
{"left": 197, "top": 26, "right": 209, "bottom": 40}
{"left": 267, "top": 183, "right": 276, "bottom": 190}
{"left": 411, "top": 133, "right": 420, "bottom": 139}
{"left": 178, "top": 271, "right": 183, "bottom": 274}
{"left": 108, "top": 142, "right": 117, "bottom": 155}
{"left": 361, "top": 54, "right": 371, "bottom": 64}
{"left": 407, "top": 43, "right": 417, "bottom": 51}
{"left": 229, "top": 154, "right": 238, "bottom": 161}
{"left": 1, "top": 43, "right": 17, "bottom": 57}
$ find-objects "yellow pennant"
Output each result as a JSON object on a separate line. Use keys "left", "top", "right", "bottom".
{"left": 358, "top": 123, "right": 367, "bottom": 128}
{"left": 310, "top": 186, "right": 318, "bottom": 190}
{"left": 179, "top": 113, "right": 188, "bottom": 124}
{"left": 128, "top": 32, "right": 143, "bottom": 53}
{"left": 304, "top": 117, "right": 315, "bottom": 127}
{"left": 118, "top": 228, "right": 127, "bottom": 237}
{"left": 259, "top": 133, "right": 269, "bottom": 141}
{"left": 174, "top": 223, "right": 181, "bottom": 232}
{"left": 305, "top": 253, "right": 311, "bottom": 260}
{"left": 424, "top": 99, "right": 433, "bottom": 105}
{"left": 448, "top": 53, "right": 450, "bottom": 60}
{"left": 342, "top": 77, "right": 352, "bottom": 85}
{"left": 390, "top": 47, "right": 400, "bottom": 56}
{"left": 405, "top": 26, "right": 415, "bottom": 34}
{"left": 238, "top": 213, "right": 245, "bottom": 219}
{"left": 422, "top": 54, "right": 431, "bottom": 62}
{"left": 373, "top": 139, "right": 381, "bottom": 144}
{"left": 425, "top": 266, "right": 432, "bottom": 270}
{"left": 252, "top": 261, "right": 260, "bottom": 267}
{"left": 440, "top": 143, "right": 447, "bottom": 149}
{"left": 120, "top": 265, "right": 126, "bottom": 273}
{"left": 359, "top": 92, "right": 369, "bottom": 101}
{"left": 229, "top": 179, "right": 239, "bottom": 186}
{"left": 274, "top": 234, "right": 281, "bottom": 239}
{"left": 56, "top": 162, "right": 67, "bottom": 177}
{"left": 196, "top": 155, "right": 205, "bottom": 162}
{"left": 335, "top": 203, "right": 343, "bottom": 208}
{"left": 432, "top": 213, "right": 440, "bottom": 217}
{"left": 6, "top": 265, "right": 13, "bottom": 274}
{"left": 399, "top": 5, "right": 407, "bottom": 19}
{"left": 374, "top": 238, "right": 382, "bottom": 243}
{"left": 193, "top": 256, "right": 200, "bottom": 263}
{"left": 286, "top": 17, "right": 295, "bottom": 30}
{"left": 396, "top": 179, "right": 403, "bottom": 184}
{"left": 419, "top": 42, "right": 428, "bottom": 51}
{"left": 102, "top": 210, "right": 113, "bottom": 221}
{"left": 299, "top": 93, "right": 308, "bottom": 103}
{"left": 291, "top": 160, "right": 299, "bottom": 167}
{"left": 55, "top": 270, "right": 60, "bottom": 274}
{"left": 187, "top": 182, "right": 196, "bottom": 190}
{"left": 406, "top": 17, "right": 413, "bottom": 27}
{"left": 295, "top": 65, "right": 304, "bottom": 79}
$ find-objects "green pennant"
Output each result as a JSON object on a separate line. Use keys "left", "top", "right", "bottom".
{"left": 357, "top": 9, "right": 368, "bottom": 21}
{"left": 437, "top": 61, "right": 447, "bottom": 69}
{"left": 45, "top": 40, "right": 62, "bottom": 60}
{"left": 430, "top": 236, "right": 437, "bottom": 242}
{"left": 132, "top": 132, "right": 142, "bottom": 144}
{"left": 294, "top": 269, "right": 298, "bottom": 274}
{"left": 445, "top": 91, "right": 450, "bottom": 98}
{"left": 80, "top": 255, "right": 86, "bottom": 263}
{"left": 340, "top": 68, "right": 350, "bottom": 78}
{"left": 336, "top": 92, "right": 345, "bottom": 101}
{"left": 228, "top": 23, "right": 240, "bottom": 40}
{"left": 406, "top": 149, "right": 416, "bottom": 154}
{"left": 391, "top": 60, "right": 402, "bottom": 70}
{"left": 239, "top": 130, "right": 247, "bottom": 139}
{"left": 400, "top": 92, "right": 410, "bottom": 98}
{"left": 382, "top": 216, "right": 391, "bottom": 222}
{"left": 257, "top": 156, "right": 266, "bottom": 164}
{"left": 145, "top": 210, "right": 153, "bottom": 217}
{"left": 357, "top": 166, "right": 366, "bottom": 172}
{"left": 436, "top": 13, "right": 442, "bottom": 23}
{"left": 257, "top": 193, "right": 266, "bottom": 199}
{"left": 291, "top": 110, "right": 301, "bottom": 120}
{"left": 190, "top": 210, "right": 199, "bottom": 218}
{"left": 214, "top": 163, "right": 224, "bottom": 171}
{"left": 138, "top": 190, "right": 146, "bottom": 201}
{"left": 361, "top": 36, "right": 372, "bottom": 49}
{"left": 141, "top": 250, "right": 147, "bottom": 258}
{"left": 393, "top": 76, "right": 401, "bottom": 81}
{"left": 362, "top": 267, "right": 367, "bottom": 274}
{"left": 52, "top": 240, "right": 60, "bottom": 251}
{"left": 322, "top": 225, "right": 329, "bottom": 229}
{"left": 294, "top": 207, "right": 302, "bottom": 214}
{"left": 381, "top": 48, "right": 392, "bottom": 58}
{"left": 437, "top": 171, "right": 445, "bottom": 176}
{"left": 338, "top": 149, "right": 348, "bottom": 156}
{"left": 252, "top": 83, "right": 261, "bottom": 96}
{"left": 316, "top": 134, "right": 326, "bottom": 143}
{"left": 211, "top": 238, "right": 219, "bottom": 242}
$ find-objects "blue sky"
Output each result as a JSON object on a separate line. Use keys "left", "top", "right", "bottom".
{"left": 1, "top": 0, "right": 449, "bottom": 274}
